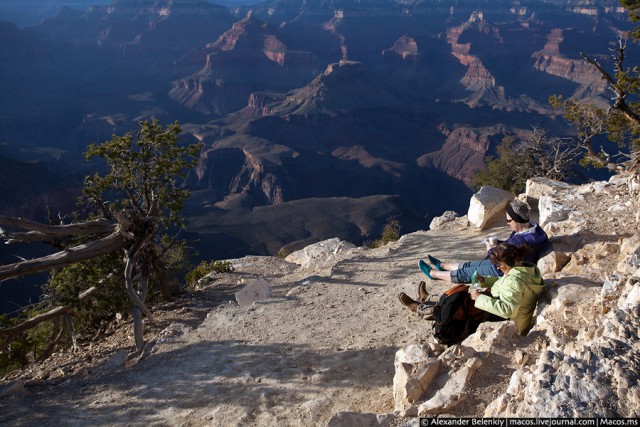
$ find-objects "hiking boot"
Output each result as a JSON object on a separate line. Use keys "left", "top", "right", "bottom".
{"left": 418, "top": 280, "right": 429, "bottom": 303}
{"left": 398, "top": 292, "right": 419, "bottom": 312}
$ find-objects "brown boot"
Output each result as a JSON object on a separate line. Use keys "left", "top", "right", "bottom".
{"left": 418, "top": 280, "right": 429, "bottom": 303}
{"left": 398, "top": 292, "right": 419, "bottom": 312}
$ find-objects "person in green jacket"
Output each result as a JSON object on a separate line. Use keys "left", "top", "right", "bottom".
{"left": 468, "top": 242, "right": 545, "bottom": 335}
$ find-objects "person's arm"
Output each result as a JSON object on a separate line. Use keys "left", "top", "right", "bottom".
{"left": 473, "top": 278, "right": 522, "bottom": 319}
{"left": 481, "top": 276, "right": 498, "bottom": 288}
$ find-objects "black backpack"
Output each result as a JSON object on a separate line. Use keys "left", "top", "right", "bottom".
{"left": 431, "top": 284, "right": 487, "bottom": 345}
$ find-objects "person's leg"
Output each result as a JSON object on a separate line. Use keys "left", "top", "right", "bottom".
{"left": 429, "top": 269, "right": 453, "bottom": 282}
{"left": 426, "top": 255, "right": 459, "bottom": 271}
{"left": 450, "top": 259, "right": 500, "bottom": 283}
{"left": 473, "top": 259, "right": 502, "bottom": 277}
{"left": 440, "top": 262, "right": 460, "bottom": 271}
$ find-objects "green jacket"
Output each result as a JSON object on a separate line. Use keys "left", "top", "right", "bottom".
{"left": 474, "top": 263, "right": 545, "bottom": 334}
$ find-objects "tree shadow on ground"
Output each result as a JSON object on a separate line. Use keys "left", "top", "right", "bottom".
{"left": 1, "top": 340, "right": 399, "bottom": 426}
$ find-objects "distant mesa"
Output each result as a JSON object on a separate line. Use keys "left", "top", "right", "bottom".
{"left": 169, "top": 15, "right": 322, "bottom": 115}
{"left": 382, "top": 35, "right": 419, "bottom": 61}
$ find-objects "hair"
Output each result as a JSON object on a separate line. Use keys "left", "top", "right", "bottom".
{"left": 489, "top": 243, "right": 527, "bottom": 268}
{"left": 508, "top": 199, "right": 531, "bottom": 223}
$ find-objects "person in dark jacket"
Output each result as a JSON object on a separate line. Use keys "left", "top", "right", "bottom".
{"left": 419, "top": 199, "right": 548, "bottom": 284}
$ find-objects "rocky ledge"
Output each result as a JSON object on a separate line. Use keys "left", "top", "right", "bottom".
{"left": 1, "top": 174, "right": 639, "bottom": 426}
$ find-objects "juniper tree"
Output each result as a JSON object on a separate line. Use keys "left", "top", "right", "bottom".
{"left": 0, "top": 120, "right": 202, "bottom": 356}
{"left": 549, "top": 0, "right": 640, "bottom": 172}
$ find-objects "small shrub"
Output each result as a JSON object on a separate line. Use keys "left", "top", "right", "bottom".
{"left": 185, "top": 260, "right": 234, "bottom": 289}
{"left": 0, "top": 310, "right": 52, "bottom": 376}
{"left": 368, "top": 218, "right": 401, "bottom": 248}
{"left": 276, "top": 248, "right": 291, "bottom": 259}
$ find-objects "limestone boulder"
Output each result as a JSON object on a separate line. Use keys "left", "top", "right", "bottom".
{"left": 467, "top": 186, "right": 515, "bottom": 230}
{"left": 534, "top": 281, "right": 600, "bottom": 347}
{"left": 417, "top": 357, "right": 483, "bottom": 415}
{"left": 617, "top": 233, "right": 640, "bottom": 274}
{"left": 601, "top": 275, "right": 624, "bottom": 302}
{"left": 284, "top": 237, "right": 356, "bottom": 268}
{"left": 561, "top": 242, "right": 620, "bottom": 275}
{"left": 525, "top": 177, "right": 572, "bottom": 209}
{"left": 537, "top": 251, "right": 571, "bottom": 276}
{"left": 392, "top": 344, "right": 440, "bottom": 416}
{"left": 429, "top": 211, "right": 470, "bottom": 231}
{"left": 461, "top": 321, "right": 519, "bottom": 353}
{"left": 538, "top": 194, "right": 572, "bottom": 227}
{"left": 542, "top": 219, "right": 588, "bottom": 242}
{"left": 234, "top": 278, "right": 273, "bottom": 307}
{"left": 485, "top": 277, "right": 640, "bottom": 418}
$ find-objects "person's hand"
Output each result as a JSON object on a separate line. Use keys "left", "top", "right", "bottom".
{"left": 469, "top": 288, "right": 481, "bottom": 300}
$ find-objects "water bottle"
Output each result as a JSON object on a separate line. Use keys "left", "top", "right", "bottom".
{"left": 470, "top": 270, "right": 481, "bottom": 289}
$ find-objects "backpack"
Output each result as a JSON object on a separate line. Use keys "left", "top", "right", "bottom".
{"left": 431, "top": 284, "right": 488, "bottom": 345}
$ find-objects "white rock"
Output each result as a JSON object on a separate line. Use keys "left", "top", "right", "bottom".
{"left": 607, "top": 204, "right": 627, "bottom": 213}
{"left": 537, "top": 251, "right": 571, "bottom": 275}
{"left": 393, "top": 345, "right": 440, "bottom": 415}
{"left": 601, "top": 276, "right": 622, "bottom": 301}
{"left": 616, "top": 233, "right": 640, "bottom": 274}
{"left": 538, "top": 195, "right": 571, "bottom": 226}
{"left": 545, "top": 284, "right": 599, "bottom": 320}
{"left": 284, "top": 237, "right": 355, "bottom": 267}
{"left": 235, "top": 278, "right": 273, "bottom": 307}
{"left": 467, "top": 186, "right": 515, "bottom": 230}
{"left": 542, "top": 219, "right": 587, "bottom": 240}
{"left": 620, "top": 283, "right": 640, "bottom": 310}
{"left": 429, "top": 211, "right": 468, "bottom": 230}
{"left": 461, "top": 321, "right": 518, "bottom": 352}
{"left": 417, "top": 357, "right": 483, "bottom": 415}
{"left": 395, "top": 344, "right": 431, "bottom": 364}
{"left": 526, "top": 177, "right": 572, "bottom": 208}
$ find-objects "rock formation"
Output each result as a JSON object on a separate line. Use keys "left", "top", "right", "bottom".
{"left": 532, "top": 28, "right": 609, "bottom": 103}
{"left": 446, "top": 11, "right": 508, "bottom": 107}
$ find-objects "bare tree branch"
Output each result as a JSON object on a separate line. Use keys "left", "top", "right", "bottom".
{"left": 0, "top": 232, "right": 127, "bottom": 282}
{"left": 0, "top": 216, "right": 116, "bottom": 244}
{"left": 0, "top": 287, "right": 98, "bottom": 337}
{"left": 581, "top": 52, "right": 640, "bottom": 125}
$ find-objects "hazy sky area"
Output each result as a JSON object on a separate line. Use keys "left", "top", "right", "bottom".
{"left": 0, "top": 0, "right": 260, "bottom": 27}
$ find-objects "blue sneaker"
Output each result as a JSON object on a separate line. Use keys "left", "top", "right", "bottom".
{"left": 418, "top": 259, "right": 435, "bottom": 280}
{"left": 428, "top": 254, "right": 444, "bottom": 271}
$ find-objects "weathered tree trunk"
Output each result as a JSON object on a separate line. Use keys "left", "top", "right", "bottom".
{"left": 0, "top": 216, "right": 116, "bottom": 243}
{"left": 132, "top": 276, "right": 150, "bottom": 352}
{"left": 0, "top": 232, "right": 127, "bottom": 282}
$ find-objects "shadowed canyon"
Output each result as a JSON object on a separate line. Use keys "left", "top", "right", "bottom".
{"left": 0, "top": 0, "right": 635, "bottom": 308}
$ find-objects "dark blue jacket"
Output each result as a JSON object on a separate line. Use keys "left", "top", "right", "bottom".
{"left": 504, "top": 222, "right": 549, "bottom": 263}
